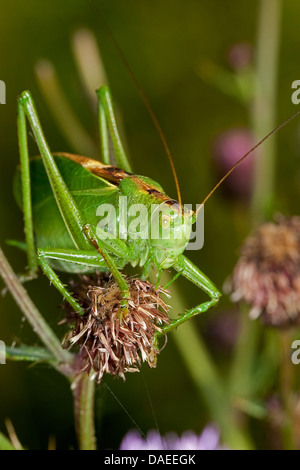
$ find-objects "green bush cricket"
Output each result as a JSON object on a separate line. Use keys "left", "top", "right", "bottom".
{"left": 12, "top": 85, "right": 223, "bottom": 343}
{"left": 12, "top": 83, "right": 300, "bottom": 345}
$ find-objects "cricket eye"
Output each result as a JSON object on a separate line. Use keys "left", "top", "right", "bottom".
{"left": 160, "top": 213, "right": 171, "bottom": 229}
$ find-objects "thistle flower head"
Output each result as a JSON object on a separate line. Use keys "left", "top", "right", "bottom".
{"left": 62, "top": 274, "right": 169, "bottom": 382}
{"left": 231, "top": 215, "right": 300, "bottom": 327}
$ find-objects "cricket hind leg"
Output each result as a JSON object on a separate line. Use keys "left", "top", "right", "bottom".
{"left": 17, "top": 90, "right": 93, "bottom": 287}
{"left": 156, "top": 254, "right": 221, "bottom": 338}
{"left": 97, "top": 86, "right": 132, "bottom": 172}
{"left": 18, "top": 91, "right": 91, "bottom": 254}
{"left": 17, "top": 91, "right": 131, "bottom": 315}
{"left": 17, "top": 98, "right": 39, "bottom": 278}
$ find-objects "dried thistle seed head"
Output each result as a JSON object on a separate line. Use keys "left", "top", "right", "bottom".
{"left": 231, "top": 215, "right": 300, "bottom": 327}
{"left": 62, "top": 273, "right": 169, "bottom": 383}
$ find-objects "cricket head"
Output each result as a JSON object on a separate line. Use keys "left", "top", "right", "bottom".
{"left": 149, "top": 201, "right": 193, "bottom": 268}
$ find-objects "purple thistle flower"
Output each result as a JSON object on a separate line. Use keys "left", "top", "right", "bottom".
{"left": 119, "top": 425, "right": 224, "bottom": 450}
{"left": 213, "top": 128, "right": 254, "bottom": 199}
{"left": 227, "top": 42, "right": 253, "bottom": 71}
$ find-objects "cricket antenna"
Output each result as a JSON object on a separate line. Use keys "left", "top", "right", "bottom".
{"left": 87, "top": 0, "right": 182, "bottom": 207}
{"left": 195, "top": 109, "right": 300, "bottom": 214}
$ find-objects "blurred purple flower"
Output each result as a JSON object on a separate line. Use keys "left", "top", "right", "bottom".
{"left": 205, "top": 309, "right": 240, "bottom": 354}
{"left": 120, "top": 425, "right": 224, "bottom": 450}
{"left": 227, "top": 42, "right": 253, "bottom": 71}
{"left": 213, "top": 128, "right": 254, "bottom": 199}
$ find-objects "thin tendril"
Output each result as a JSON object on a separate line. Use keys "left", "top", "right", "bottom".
{"left": 141, "top": 369, "right": 160, "bottom": 434}
{"left": 196, "top": 109, "right": 300, "bottom": 212}
{"left": 102, "top": 381, "right": 146, "bottom": 438}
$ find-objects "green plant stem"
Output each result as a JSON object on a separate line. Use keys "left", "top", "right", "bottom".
{"left": 5, "top": 345, "right": 56, "bottom": 364}
{"left": 279, "top": 331, "right": 295, "bottom": 450}
{"left": 251, "top": 0, "right": 281, "bottom": 219}
{"left": 228, "top": 0, "right": 282, "bottom": 436}
{"left": 0, "top": 245, "right": 71, "bottom": 368}
{"left": 5, "top": 419, "right": 23, "bottom": 450}
{"left": 0, "top": 246, "right": 97, "bottom": 449}
{"left": 71, "top": 28, "right": 109, "bottom": 105}
{"left": 173, "top": 322, "right": 253, "bottom": 449}
{"left": 229, "top": 305, "right": 261, "bottom": 398}
{"left": 167, "top": 279, "right": 253, "bottom": 449}
{"left": 245, "top": 0, "right": 296, "bottom": 449}
{"left": 72, "top": 373, "right": 97, "bottom": 450}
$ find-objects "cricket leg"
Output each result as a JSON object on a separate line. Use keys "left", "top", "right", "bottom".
{"left": 17, "top": 99, "right": 39, "bottom": 278}
{"left": 83, "top": 224, "right": 132, "bottom": 318}
{"left": 37, "top": 244, "right": 130, "bottom": 317}
{"left": 37, "top": 255, "right": 84, "bottom": 315}
{"left": 156, "top": 254, "right": 221, "bottom": 338}
{"left": 37, "top": 248, "right": 107, "bottom": 270}
{"left": 18, "top": 91, "right": 131, "bottom": 319}
{"left": 37, "top": 244, "right": 131, "bottom": 316}
{"left": 37, "top": 247, "right": 118, "bottom": 314}
{"left": 18, "top": 91, "right": 91, "bottom": 253}
{"left": 96, "top": 86, "right": 132, "bottom": 172}
{"left": 36, "top": 248, "right": 109, "bottom": 314}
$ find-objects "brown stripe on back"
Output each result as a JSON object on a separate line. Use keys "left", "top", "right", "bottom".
{"left": 55, "top": 153, "right": 182, "bottom": 211}
{"left": 129, "top": 176, "right": 182, "bottom": 211}
{"left": 55, "top": 152, "right": 131, "bottom": 185}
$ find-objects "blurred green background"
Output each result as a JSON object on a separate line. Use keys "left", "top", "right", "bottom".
{"left": 1, "top": 0, "right": 300, "bottom": 450}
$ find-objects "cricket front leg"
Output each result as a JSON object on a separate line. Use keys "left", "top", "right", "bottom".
{"left": 36, "top": 247, "right": 112, "bottom": 315}
{"left": 39, "top": 231, "right": 132, "bottom": 319}
{"left": 37, "top": 251, "right": 84, "bottom": 315}
{"left": 157, "top": 254, "right": 221, "bottom": 337}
